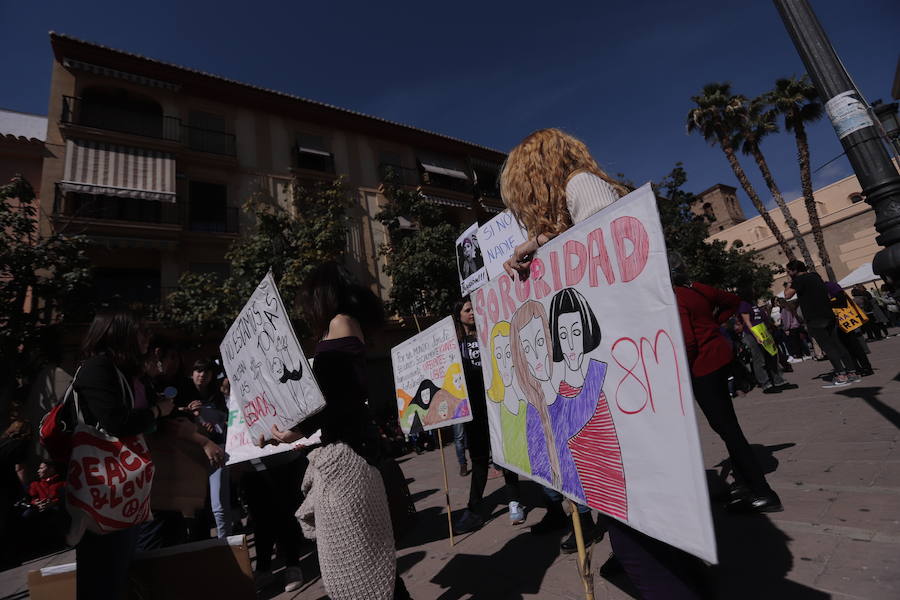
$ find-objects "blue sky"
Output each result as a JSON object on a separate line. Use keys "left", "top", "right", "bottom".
{"left": 1, "top": 0, "right": 897, "bottom": 214}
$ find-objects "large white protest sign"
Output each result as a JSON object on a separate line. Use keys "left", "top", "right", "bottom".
{"left": 456, "top": 222, "right": 488, "bottom": 295}
{"left": 224, "top": 393, "right": 320, "bottom": 465}
{"left": 220, "top": 272, "right": 325, "bottom": 444}
{"left": 473, "top": 184, "right": 716, "bottom": 563}
{"left": 478, "top": 210, "right": 528, "bottom": 281}
{"left": 392, "top": 316, "right": 473, "bottom": 435}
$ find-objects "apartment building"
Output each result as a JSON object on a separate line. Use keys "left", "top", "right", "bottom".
{"left": 40, "top": 32, "right": 506, "bottom": 311}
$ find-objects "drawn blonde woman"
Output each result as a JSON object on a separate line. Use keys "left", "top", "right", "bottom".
{"left": 486, "top": 321, "right": 531, "bottom": 474}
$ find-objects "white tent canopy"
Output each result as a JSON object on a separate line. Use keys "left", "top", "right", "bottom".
{"left": 837, "top": 262, "right": 880, "bottom": 288}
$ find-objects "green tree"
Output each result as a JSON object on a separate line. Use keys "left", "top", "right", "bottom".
{"left": 738, "top": 97, "right": 816, "bottom": 269}
{"left": 159, "top": 176, "right": 350, "bottom": 335}
{"left": 687, "top": 82, "right": 796, "bottom": 260}
{"left": 376, "top": 174, "right": 461, "bottom": 318}
{"left": 0, "top": 175, "right": 92, "bottom": 384}
{"left": 765, "top": 75, "right": 835, "bottom": 281}
{"left": 656, "top": 164, "right": 776, "bottom": 299}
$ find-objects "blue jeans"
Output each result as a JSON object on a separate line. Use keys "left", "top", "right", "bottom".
{"left": 210, "top": 465, "right": 232, "bottom": 538}
{"left": 453, "top": 422, "right": 467, "bottom": 466}
{"left": 543, "top": 486, "right": 590, "bottom": 513}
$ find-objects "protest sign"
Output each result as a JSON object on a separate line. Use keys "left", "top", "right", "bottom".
{"left": 224, "top": 392, "right": 320, "bottom": 465}
{"left": 220, "top": 272, "right": 325, "bottom": 444}
{"left": 473, "top": 184, "right": 716, "bottom": 563}
{"left": 392, "top": 316, "right": 472, "bottom": 434}
{"left": 478, "top": 210, "right": 529, "bottom": 280}
{"left": 456, "top": 222, "right": 488, "bottom": 295}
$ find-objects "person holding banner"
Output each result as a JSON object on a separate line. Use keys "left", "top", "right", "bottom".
{"left": 825, "top": 282, "right": 874, "bottom": 377}
{"left": 784, "top": 261, "right": 859, "bottom": 388}
{"left": 452, "top": 298, "right": 524, "bottom": 534}
{"left": 501, "top": 129, "right": 708, "bottom": 599}
{"left": 737, "top": 292, "right": 797, "bottom": 394}
{"left": 268, "top": 263, "right": 411, "bottom": 600}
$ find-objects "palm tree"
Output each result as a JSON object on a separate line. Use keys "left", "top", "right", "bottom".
{"left": 766, "top": 75, "right": 836, "bottom": 281}
{"left": 738, "top": 97, "right": 816, "bottom": 268}
{"left": 687, "top": 82, "right": 796, "bottom": 260}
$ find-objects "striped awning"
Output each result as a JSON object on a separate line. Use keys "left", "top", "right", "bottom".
{"left": 60, "top": 139, "right": 176, "bottom": 202}
{"left": 62, "top": 59, "right": 180, "bottom": 91}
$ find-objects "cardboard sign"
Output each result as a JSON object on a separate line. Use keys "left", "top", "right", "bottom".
{"left": 456, "top": 222, "right": 488, "bottom": 295}
{"left": 28, "top": 536, "right": 256, "bottom": 600}
{"left": 220, "top": 272, "right": 325, "bottom": 443}
{"left": 224, "top": 392, "right": 320, "bottom": 465}
{"left": 473, "top": 184, "right": 716, "bottom": 563}
{"left": 834, "top": 298, "right": 868, "bottom": 333}
{"left": 392, "top": 316, "right": 473, "bottom": 434}
{"left": 478, "top": 210, "right": 529, "bottom": 280}
{"left": 145, "top": 427, "right": 210, "bottom": 516}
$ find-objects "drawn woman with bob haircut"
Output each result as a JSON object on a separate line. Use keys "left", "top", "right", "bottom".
{"left": 511, "top": 300, "right": 562, "bottom": 489}
{"left": 486, "top": 321, "right": 531, "bottom": 474}
{"left": 550, "top": 288, "right": 627, "bottom": 519}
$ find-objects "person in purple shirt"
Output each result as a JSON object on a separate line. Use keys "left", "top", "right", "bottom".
{"left": 737, "top": 291, "right": 797, "bottom": 394}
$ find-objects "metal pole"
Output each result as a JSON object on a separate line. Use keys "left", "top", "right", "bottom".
{"left": 773, "top": 0, "right": 900, "bottom": 283}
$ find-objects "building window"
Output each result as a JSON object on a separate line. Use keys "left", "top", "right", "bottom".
{"left": 702, "top": 202, "right": 716, "bottom": 222}
{"left": 188, "top": 181, "right": 229, "bottom": 232}
{"left": 187, "top": 111, "right": 234, "bottom": 155}
{"left": 849, "top": 193, "right": 864, "bottom": 204}
{"left": 417, "top": 154, "right": 472, "bottom": 195}
{"left": 472, "top": 161, "right": 501, "bottom": 199}
{"left": 293, "top": 133, "right": 335, "bottom": 173}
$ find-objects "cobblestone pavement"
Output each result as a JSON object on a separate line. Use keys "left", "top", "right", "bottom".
{"left": 2, "top": 336, "right": 898, "bottom": 599}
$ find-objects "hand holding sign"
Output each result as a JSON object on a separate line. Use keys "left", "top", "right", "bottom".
{"left": 219, "top": 272, "right": 325, "bottom": 444}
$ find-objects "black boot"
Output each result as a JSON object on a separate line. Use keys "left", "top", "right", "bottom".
{"left": 561, "top": 511, "right": 604, "bottom": 554}
{"left": 530, "top": 501, "right": 568, "bottom": 534}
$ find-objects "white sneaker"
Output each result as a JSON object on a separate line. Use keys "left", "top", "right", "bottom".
{"left": 509, "top": 501, "right": 525, "bottom": 525}
{"left": 787, "top": 357, "right": 803, "bottom": 364}
{"left": 283, "top": 565, "right": 304, "bottom": 592}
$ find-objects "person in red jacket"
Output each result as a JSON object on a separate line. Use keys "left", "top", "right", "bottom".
{"left": 28, "top": 461, "right": 65, "bottom": 510}
{"left": 670, "top": 254, "right": 782, "bottom": 514}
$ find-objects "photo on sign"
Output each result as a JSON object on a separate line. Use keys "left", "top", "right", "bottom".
{"left": 219, "top": 272, "right": 325, "bottom": 444}
{"left": 474, "top": 184, "right": 717, "bottom": 564}
{"left": 391, "top": 316, "right": 473, "bottom": 435}
{"left": 456, "top": 222, "right": 488, "bottom": 295}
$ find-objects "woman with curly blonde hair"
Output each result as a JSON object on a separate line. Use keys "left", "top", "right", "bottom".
{"left": 499, "top": 129, "right": 708, "bottom": 599}
{"left": 501, "top": 128, "right": 629, "bottom": 278}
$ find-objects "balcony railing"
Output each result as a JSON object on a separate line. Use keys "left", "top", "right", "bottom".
{"left": 61, "top": 96, "right": 236, "bottom": 156}
{"left": 54, "top": 184, "right": 239, "bottom": 234}
{"left": 378, "top": 162, "right": 474, "bottom": 195}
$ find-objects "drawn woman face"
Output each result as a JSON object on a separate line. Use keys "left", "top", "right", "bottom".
{"left": 421, "top": 387, "right": 431, "bottom": 405}
{"left": 452, "top": 372, "right": 464, "bottom": 392}
{"left": 519, "top": 316, "right": 550, "bottom": 382}
{"left": 271, "top": 357, "right": 285, "bottom": 379}
{"left": 557, "top": 311, "right": 585, "bottom": 372}
{"left": 494, "top": 333, "right": 513, "bottom": 388}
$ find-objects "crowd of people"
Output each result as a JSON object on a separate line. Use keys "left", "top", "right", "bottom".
{"left": 0, "top": 127, "right": 896, "bottom": 600}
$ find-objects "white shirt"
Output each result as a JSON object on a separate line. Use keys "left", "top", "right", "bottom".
{"left": 565, "top": 172, "right": 621, "bottom": 224}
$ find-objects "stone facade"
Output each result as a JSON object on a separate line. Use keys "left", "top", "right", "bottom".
{"left": 706, "top": 165, "right": 897, "bottom": 292}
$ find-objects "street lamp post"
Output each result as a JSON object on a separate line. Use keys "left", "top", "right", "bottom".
{"left": 773, "top": 0, "right": 900, "bottom": 284}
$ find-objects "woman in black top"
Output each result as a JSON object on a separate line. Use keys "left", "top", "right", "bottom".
{"left": 269, "top": 263, "right": 411, "bottom": 599}
{"left": 73, "top": 309, "right": 174, "bottom": 600}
